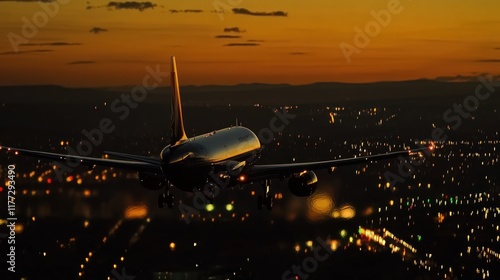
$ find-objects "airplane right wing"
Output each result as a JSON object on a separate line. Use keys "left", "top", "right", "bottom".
{"left": 244, "top": 145, "right": 433, "bottom": 181}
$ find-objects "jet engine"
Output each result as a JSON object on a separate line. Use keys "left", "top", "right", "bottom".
{"left": 288, "top": 170, "right": 318, "bottom": 197}
{"left": 139, "top": 171, "right": 166, "bottom": 190}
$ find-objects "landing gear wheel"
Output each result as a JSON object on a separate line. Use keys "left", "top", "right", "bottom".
{"left": 266, "top": 197, "right": 273, "bottom": 210}
{"left": 158, "top": 194, "right": 165, "bottom": 209}
{"left": 257, "top": 180, "right": 274, "bottom": 210}
{"left": 166, "top": 193, "right": 174, "bottom": 209}
{"left": 158, "top": 192, "right": 174, "bottom": 209}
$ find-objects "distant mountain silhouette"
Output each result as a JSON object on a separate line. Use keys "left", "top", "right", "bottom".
{"left": 0, "top": 80, "right": 482, "bottom": 106}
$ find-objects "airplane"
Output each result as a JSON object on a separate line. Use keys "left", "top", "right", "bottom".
{"left": 0, "top": 56, "right": 434, "bottom": 210}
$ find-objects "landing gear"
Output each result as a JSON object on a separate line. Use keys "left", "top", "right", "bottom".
{"left": 158, "top": 193, "right": 174, "bottom": 209}
{"left": 204, "top": 182, "right": 218, "bottom": 205}
{"left": 158, "top": 182, "right": 174, "bottom": 209}
{"left": 257, "top": 180, "right": 273, "bottom": 210}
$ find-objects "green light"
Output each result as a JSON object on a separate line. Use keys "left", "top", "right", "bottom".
{"left": 206, "top": 204, "right": 214, "bottom": 212}
{"left": 225, "top": 204, "right": 233, "bottom": 211}
{"left": 417, "top": 235, "right": 422, "bottom": 241}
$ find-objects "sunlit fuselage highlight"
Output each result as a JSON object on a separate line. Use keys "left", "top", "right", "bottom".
{"left": 160, "top": 126, "right": 261, "bottom": 191}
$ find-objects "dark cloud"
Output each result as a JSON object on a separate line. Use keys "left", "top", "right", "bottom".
{"left": 0, "top": 49, "right": 52, "bottom": 55}
{"left": 169, "top": 9, "right": 203, "bottom": 13}
{"left": 247, "top": 39, "right": 264, "bottom": 42}
{"left": 495, "top": 48, "right": 500, "bottom": 50}
{"left": 224, "top": 27, "right": 245, "bottom": 33}
{"left": 224, "top": 43, "right": 260, "bottom": 47}
{"left": 232, "top": 8, "right": 287, "bottom": 17}
{"left": 290, "top": 52, "right": 307, "bottom": 55}
{"left": 106, "top": 1, "right": 157, "bottom": 11}
{"left": 215, "top": 35, "right": 241, "bottom": 39}
{"left": 67, "top": 61, "right": 96, "bottom": 65}
{"left": 19, "top": 42, "right": 81, "bottom": 46}
{"left": 476, "top": 59, "right": 500, "bottom": 63}
{"left": 90, "top": 27, "right": 108, "bottom": 34}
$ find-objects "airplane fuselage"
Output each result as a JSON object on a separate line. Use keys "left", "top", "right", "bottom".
{"left": 160, "top": 126, "right": 261, "bottom": 191}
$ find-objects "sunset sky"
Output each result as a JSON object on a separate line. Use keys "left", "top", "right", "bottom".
{"left": 0, "top": 0, "right": 499, "bottom": 87}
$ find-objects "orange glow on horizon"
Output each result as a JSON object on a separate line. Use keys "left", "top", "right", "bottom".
{"left": 0, "top": 1, "right": 498, "bottom": 86}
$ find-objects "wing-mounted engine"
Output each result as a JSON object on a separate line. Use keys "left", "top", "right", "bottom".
{"left": 139, "top": 171, "right": 167, "bottom": 190}
{"left": 288, "top": 170, "right": 318, "bottom": 197}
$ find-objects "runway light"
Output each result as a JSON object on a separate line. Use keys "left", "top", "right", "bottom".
{"left": 15, "top": 224, "right": 24, "bottom": 233}
{"left": 83, "top": 189, "right": 91, "bottom": 197}
{"left": 331, "top": 210, "right": 340, "bottom": 218}
{"left": 239, "top": 175, "right": 246, "bottom": 182}
{"left": 169, "top": 242, "right": 176, "bottom": 250}
{"left": 124, "top": 204, "right": 149, "bottom": 219}
{"left": 206, "top": 204, "right": 215, "bottom": 212}
{"left": 308, "top": 193, "right": 334, "bottom": 215}
{"left": 429, "top": 142, "right": 436, "bottom": 151}
{"left": 340, "top": 229, "right": 348, "bottom": 238}
{"left": 340, "top": 204, "right": 356, "bottom": 219}
{"left": 225, "top": 204, "right": 234, "bottom": 211}
{"left": 294, "top": 244, "right": 301, "bottom": 252}
{"left": 329, "top": 240, "right": 339, "bottom": 251}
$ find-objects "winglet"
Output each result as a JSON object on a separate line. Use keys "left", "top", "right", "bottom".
{"left": 170, "top": 56, "right": 188, "bottom": 146}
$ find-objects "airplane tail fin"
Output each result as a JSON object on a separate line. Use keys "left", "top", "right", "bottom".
{"left": 170, "top": 56, "right": 188, "bottom": 146}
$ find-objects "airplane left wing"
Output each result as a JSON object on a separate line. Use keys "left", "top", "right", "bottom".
{"left": 0, "top": 146, "right": 162, "bottom": 173}
{"left": 244, "top": 146, "right": 433, "bottom": 181}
